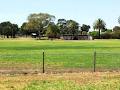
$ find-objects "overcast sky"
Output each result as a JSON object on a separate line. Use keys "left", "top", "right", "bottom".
{"left": 0, "top": 0, "right": 120, "bottom": 29}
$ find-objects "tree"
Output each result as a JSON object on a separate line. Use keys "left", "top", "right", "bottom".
{"left": 0, "top": 21, "right": 19, "bottom": 38}
{"left": 26, "top": 13, "right": 55, "bottom": 39}
{"left": 20, "top": 22, "right": 28, "bottom": 36}
{"left": 46, "top": 22, "right": 60, "bottom": 38}
{"left": 57, "top": 19, "right": 67, "bottom": 35}
{"left": 81, "top": 24, "right": 90, "bottom": 35}
{"left": 89, "top": 31, "right": 99, "bottom": 39}
{"left": 93, "top": 18, "right": 106, "bottom": 39}
{"left": 66, "top": 20, "right": 79, "bottom": 35}
{"left": 112, "top": 26, "right": 120, "bottom": 39}
{"left": 20, "top": 22, "right": 39, "bottom": 37}
{"left": 11, "top": 24, "right": 19, "bottom": 38}
{"left": 113, "top": 26, "right": 120, "bottom": 32}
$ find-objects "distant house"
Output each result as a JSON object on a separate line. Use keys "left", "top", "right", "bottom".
{"left": 61, "top": 34, "right": 92, "bottom": 40}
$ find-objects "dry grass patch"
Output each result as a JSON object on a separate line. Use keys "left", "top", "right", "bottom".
{"left": 0, "top": 72, "right": 120, "bottom": 90}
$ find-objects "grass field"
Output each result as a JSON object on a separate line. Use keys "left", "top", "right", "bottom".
{"left": 0, "top": 39, "right": 120, "bottom": 90}
{"left": 0, "top": 39, "right": 120, "bottom": 72}
{"left": 0, "top": 72, "right": 120, "bottom": 90}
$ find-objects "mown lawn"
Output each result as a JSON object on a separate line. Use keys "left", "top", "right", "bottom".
{"left": 0, "top": 39, "right": 120, "bottom": 72}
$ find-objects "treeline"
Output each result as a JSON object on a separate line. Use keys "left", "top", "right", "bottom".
{"left": 20, "top": 13, "right": 90, "bottom": 39}
{"left": 0, "top": 13, "right": 120, "bottom": 39}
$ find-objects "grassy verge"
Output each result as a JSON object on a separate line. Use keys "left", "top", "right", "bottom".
{"left": 0, "top": 72, "right": 120, "bottom": 90}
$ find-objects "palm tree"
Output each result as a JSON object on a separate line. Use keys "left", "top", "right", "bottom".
{"left": 93, "top": 18, "right": 106, "bottom": 39}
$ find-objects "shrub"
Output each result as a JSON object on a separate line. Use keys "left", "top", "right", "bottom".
{"left": 101, "top": 32, "right": 112, "bottom": 39}
{"left": 89, "top": 31, "right": 99, "bottom": 39}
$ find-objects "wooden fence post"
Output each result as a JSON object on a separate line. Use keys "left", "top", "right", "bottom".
{"left": 93, "top": 51, "right": 96, "bottom": 72}
{"left": 43, "top": 51, "right": 45, "bottom": 73}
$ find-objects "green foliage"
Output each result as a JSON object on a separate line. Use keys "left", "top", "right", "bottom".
{"left": 106, "top": 29, "right": 112, "bottom": 32}
{"left": 66, "top": 20, "right": 79, "bottom": 35}
{"left": 111, "top": 32, "right": 120, "bottom": 39}
{"left": 46, "top": 23, "right": 60, "bottom": 38}
{"left": 93, "top": 18, "right": 106, "bottom": 38}
{"left": 1, "top": 13, "right": 120, "bottom": 39}
{"left": 113, "top": 26, "right": 120, "bottom": 32}
{"left": 21, "top": 13, "right": 55, "bottom": 38}
{"left": 0, "top": 21, "right": 19, "bottom": 38}
{"left": 93, "top": 18, "right": 106, "bottom": 30}
{"left": 101, "top": 32, "right": 112, "bottom": 39}
{"left": 81, "top": 24, "right": 90, "bottom": 35}
{"left": 90, "top": 27, "right": 120, "bottom": 39}
{"left": 57, "top": 19, "right": 67, "bottom": 35}
{"left": 57, "top": 19, "right": 79, "bottom": 36}
{"left": 89, "top": 31, "right": 99, "bottom": 39}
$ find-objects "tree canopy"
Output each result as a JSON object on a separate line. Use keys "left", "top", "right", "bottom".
{"left": 46, "top": 22, "right": 60, "bottom": 38}
{"left": 57, "top": 19, "right": 67, "bottom": 35}
{"left": 93, "top": 18, "right": 106, "bottom": 39}
{"left": 0, "top": 21, "right": 19, "bottom": 38}
{"left": 66, "top": 20, "right": 79, "bottom": 35}
{"left": 81, "top": 24, "right": 90, "bottom": 35}
{"left": 22, "top": 13, "right": 55, "bottom": 38}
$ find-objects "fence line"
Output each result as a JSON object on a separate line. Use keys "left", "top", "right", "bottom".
{"left": 0, "top": 51, "right": 120, "bottom": 74}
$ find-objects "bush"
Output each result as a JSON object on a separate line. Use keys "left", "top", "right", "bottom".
{"left": 89, "top": 31, "right": 99, "bottom": 39}
{"left": 101, "top": 32, "right": 112, "bottom": 39}
{"left": 90, "top": 30, "right": 120, "bottom": 39}
{"left": 111, "top": 32, "right": 120, "bottom": 39}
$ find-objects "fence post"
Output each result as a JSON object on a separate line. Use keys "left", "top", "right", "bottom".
{"left": 93, "top": 51, "right": 96, "bottom": 72}
{"left": 42, "top": 50, "right": 45, "bottom": 73}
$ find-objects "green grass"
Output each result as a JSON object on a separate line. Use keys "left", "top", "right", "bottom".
{"left": 0, "top": 39, "right": 120, "bottom": 71}
{"left": 24, "top": 80, "right": 81, "bottom": 90}
{"left": 24, "top": 77, "right": 120, "bottom": 90}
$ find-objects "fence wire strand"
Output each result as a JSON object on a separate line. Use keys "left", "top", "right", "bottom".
{"left": 0, "top": 51, "right": 120, "bottom": 73}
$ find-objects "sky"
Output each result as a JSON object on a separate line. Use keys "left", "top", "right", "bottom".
{"left": 0, "top": 0, "right": 120, "bottom": 29}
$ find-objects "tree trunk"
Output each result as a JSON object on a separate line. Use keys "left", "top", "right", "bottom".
{"left": 38, "top": 30, "right": 41, "bottom": 39}
{"left": 99, "top": 29, "right": 101, "bottom": 39}
{"left": 7, "top": 35, "right": 9, "bottom": 38}
{"left": 80, "top": 31, "right": 82, "bottom": 35}
{"left": 26, "top": 34, "right": 27, "bottom": 38}
{"left": 3, "top": 35, "right": 5, "bottom": 38}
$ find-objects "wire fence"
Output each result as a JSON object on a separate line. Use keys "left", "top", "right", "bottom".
{"left": 0, "top": 51, "right": 120, "bottom": 74}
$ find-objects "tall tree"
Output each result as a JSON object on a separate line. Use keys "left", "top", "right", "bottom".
{"left": 46, "top": 22, "right": 60, "bottom": 38}
{"left": 81, "top": 24, "right": 90, "bottom": 35}
{"left": 20, "top": 22, "right": 28, "bottom": 37}
{"left": 66, "top": 20, "right": 79, "bottom": 36}
{"left": 93, "top": 18, "right": 106, "bottom": 39}
{"left": 26, "top": 13, "right": 55, "bottom": 39}
{"left": 57, "top": 19, "right": 67, "bottom": 35}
